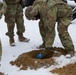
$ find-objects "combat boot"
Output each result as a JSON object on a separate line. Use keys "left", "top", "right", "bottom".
{"left": 9, "top": 37, "right": 15, "bottom": 46}
{"left": 39, "top": 42, "right": 45, "bottom": 49}
{"left": 67, "top": 50, "right": 75, "bottom": 56}
{"left": 18, "top": 34, "right": 30, "bottom": 42}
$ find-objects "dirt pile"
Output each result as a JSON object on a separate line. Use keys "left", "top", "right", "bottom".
{"left": 51, "top": 63, "right": 76, "bottom": 75}
{"left": 0, "top": 72, "right": 4, "bottom": 75}
{"left": 10, "top": 47, "right": 67, "bottom": 70}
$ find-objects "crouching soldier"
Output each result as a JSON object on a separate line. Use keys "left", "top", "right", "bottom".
{"left": 0, "top": 0, "right": 7, "bottom": 62}
{"left": 25, "top": 0, "right": 75, "bottom": 55}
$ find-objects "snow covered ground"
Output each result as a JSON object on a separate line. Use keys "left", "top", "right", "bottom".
{"left": 67, "top": 0, "right": 76, "bottom": 7}
{"left": 0, "top": 8, "right": 76, "bottom": 75}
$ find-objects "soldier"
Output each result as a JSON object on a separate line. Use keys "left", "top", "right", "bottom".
{"left": 0, "top": 0, "right": 7, "bottom": 62}
{"left": 25, "top": 0, "right": 75, "bottom": 55}
{"left": 4, "top": 0, "right": 30, "bottom": 46}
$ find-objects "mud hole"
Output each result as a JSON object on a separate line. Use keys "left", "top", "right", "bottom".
{"left": 10, "top": 47, "right": 76, "bottom": 75}
{"left": 10, "top": 47, "right": 68, "bottom": 70}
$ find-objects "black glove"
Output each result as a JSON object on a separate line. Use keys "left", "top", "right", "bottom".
{"left": 35, "top": 13, "right": 40, "bottom": 20}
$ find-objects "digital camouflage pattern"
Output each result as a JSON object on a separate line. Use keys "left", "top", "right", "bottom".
{"left": 25, "top": 0, "right": 74, "bottom": 50}
{"left": 5, "top": 0, "right": 25, "bottom": 37}
{"left": 0, "top": 1, "right": 7, "bottom": 61}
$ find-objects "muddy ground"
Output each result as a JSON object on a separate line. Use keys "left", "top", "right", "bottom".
{"left": 0, "top": 72, "right": 4, "bottom": 75}
{"left": 51, "top": 63, "right": 76, "bottom": 75}
{"left": 10, "top": 47, "right": 76, "bottom": 75}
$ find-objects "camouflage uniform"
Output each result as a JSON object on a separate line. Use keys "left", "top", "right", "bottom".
{"left": 4, "top": 0, "right": 29, "bottom": 46}
{"left": 5, "top": 0, "right": 25, "bottom": 36}
{"left": 25, "top": 0, "right": 74, "bottom": 51}
{"left": 0, "top": 1, "right": 7, "bottom": 61}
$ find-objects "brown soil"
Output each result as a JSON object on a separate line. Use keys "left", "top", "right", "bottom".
{"left": 51, "top": 63, "right": 76, "bottom": 75}
{"left": 10, "top": 47, "right": 76, "bottom": 75}
{"left": 10, "top": 47, "right": 67, "bottom": 70}
{"left": 0, "top": 72, "right": 4, "bottom": 75}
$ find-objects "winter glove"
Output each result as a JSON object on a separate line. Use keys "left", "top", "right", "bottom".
{"left": 35, "top": 12, "right": 40, "bottom": 20}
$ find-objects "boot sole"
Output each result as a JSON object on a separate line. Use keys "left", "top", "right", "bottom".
{"left": 10, "top": 43, "right": 16, "bottom": 46}
{"left": 19, "top": 39, "right": 30, "bottom": 42}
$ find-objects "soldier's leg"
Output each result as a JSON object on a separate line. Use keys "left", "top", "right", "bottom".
{"left": 44, "top": 6, "right": 57, "bottom": 48}
{"left": 6, "top": 24, "right": 15, "bottom": 46}
{"left": 58, "top": 19, "right": 74, "bottom": 51}
{"left": 4, "top": 8, "right": 16, "bottom": 46}
{"left": 39, "top": 20, "right": 46, "bottom": 48}
{"left": 43, "top": 15, "right": 56, "bottom": 48}
{"left": 5, "top": 24, "right": 15, "bottom": 37}
{"left": 57, "top": 4, "right": 75, "bottom": 55}
{"left": 45, "top": 26, "right": 55, "bottom": 48}
{"left": 15, "top": 5, "right": 29, "bottom": 42}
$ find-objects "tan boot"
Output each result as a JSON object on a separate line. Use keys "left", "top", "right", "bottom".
{"left": 9, "top": 37, "right": 15, "bottom": 46}
{"left": 18, "top": 34, "right": 30, "bottom": 42}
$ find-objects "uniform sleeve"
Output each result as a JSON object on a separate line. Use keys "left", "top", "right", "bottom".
{"left": 30, "top": 5, "right": 39, "bottom": 17}
{"left": 25, "top": 5, "right": 39, "bottom": 20}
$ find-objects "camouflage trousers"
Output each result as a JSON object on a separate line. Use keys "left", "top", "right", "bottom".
{"left": 39, "top": 4, "right": 74, "bottom": 50}
{"left": 4, "top": 3, "right": 25, "bottom": 37}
